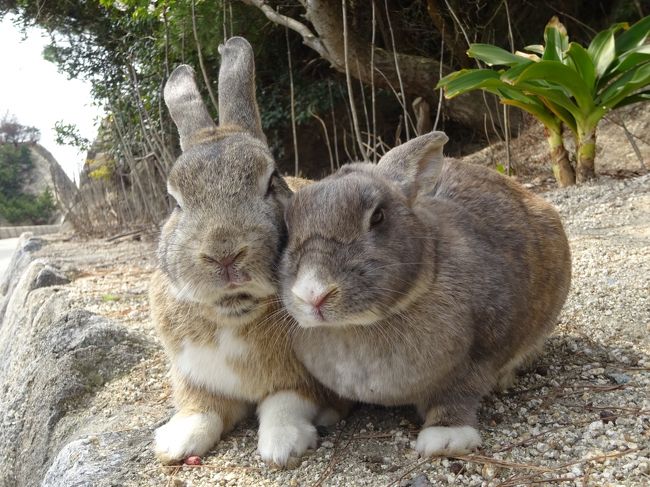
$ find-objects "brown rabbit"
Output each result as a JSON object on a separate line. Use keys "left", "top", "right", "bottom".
{"left": 150, "top": 37, "right": 340, "bottom": 466}
{"left": 280, "top": 131, "right": 571, "bottom": 456}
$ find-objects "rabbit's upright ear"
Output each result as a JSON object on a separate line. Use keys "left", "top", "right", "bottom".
{"left": 164, "top": 65, "right": 218, "bottom": 152}
{"left": 377, "top": 131, "right": 449, "bottom": 202}
{"left": 217, "top": 37, "right": 266, "bottom": 142}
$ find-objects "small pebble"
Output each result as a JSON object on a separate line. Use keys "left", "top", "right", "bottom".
{"left": 184, "top": 456, "right": 201, "bottom": 466}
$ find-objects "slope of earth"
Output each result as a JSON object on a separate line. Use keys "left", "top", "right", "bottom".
{"left": 18, "top": 172, "right": 648, "bottom": 486}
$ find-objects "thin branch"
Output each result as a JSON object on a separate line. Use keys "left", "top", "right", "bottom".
{"left": 383, "top": 0, "right": 411, "bottom": 139}
{"left": 239, "top": 0, "right": 328, "bottom": 59}
{"left": 342, "top": 0, "right": 368, "bottom": 161}
{"left": 309, "top": 108, "right": 335, "bottom": 174}
{"left": 433, "top": 25, "right": 444, "bottom": 131}
{"left": 328, "top": 81, "right": 340, "bottom": 169}
{"left": 190, "top": 0, "right": 219, "bottom": 113}
{"left": 370, "top": 0, "right": 378, "bottom": 162}
{"left": 285, "top": 26, "right": 300, "bottom": 176}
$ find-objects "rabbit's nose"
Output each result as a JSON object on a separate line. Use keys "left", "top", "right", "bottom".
{"left": 217, "top": 253, "right": 238, "bottom": 268}
{"left": 201, "top": 249, "right": 250, "bottom": 284}
{"left": 291, "top": 269, "right": 337, "bottom": 317}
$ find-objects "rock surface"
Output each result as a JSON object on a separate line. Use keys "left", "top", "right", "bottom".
{"left": 0, "top": 173, "right": 648, "bottom": 486}
{"left": 0, "top": 244, "right": 152, "bottom": 487}
{"left": 27, "top": 145, "right": 77, "bottom": 222}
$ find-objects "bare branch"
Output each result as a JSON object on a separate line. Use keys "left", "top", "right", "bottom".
{"left": 239, "top": 0, "right": 329, "bottom": 59}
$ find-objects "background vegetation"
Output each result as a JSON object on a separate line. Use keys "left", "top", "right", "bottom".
{"left": 0, "top": 135, "right": 56, "bottom": 225}
{"left": 1, "top": 0, "right": 648, "bottom": 234}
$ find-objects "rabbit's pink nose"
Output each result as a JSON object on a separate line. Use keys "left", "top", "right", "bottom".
{"left": 291, "top": 270, "right": 337, "bottom": 317}
{"left": 201, "top": 250, "right": 250, "bottom": 284}
{"left": 216, "top": 253, "right": 237, "bottom": 268}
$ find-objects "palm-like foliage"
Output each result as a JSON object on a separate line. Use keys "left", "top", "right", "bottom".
{"left": 437, "top": 15, "right": 650, "bottom": 186}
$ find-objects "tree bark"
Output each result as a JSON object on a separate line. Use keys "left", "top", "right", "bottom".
{"left": 576, "top": 131, "right": 596, "bottom": 183}
{"left": 241, "top": 0, "right": 490, "bottom": 131}
{"left": 545, "top": 128, "right": 575, "bottom": 187}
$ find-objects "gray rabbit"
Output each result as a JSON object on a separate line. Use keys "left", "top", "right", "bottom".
{"left": 280, "top": 131, "right": 571, "bottom": 456}
{"left": 150, "top": 37, "right": 341, "bottom": 466}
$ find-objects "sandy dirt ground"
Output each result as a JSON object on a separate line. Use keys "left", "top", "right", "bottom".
{"left": 25, "top": 171, "right": 649, "bottom": 487}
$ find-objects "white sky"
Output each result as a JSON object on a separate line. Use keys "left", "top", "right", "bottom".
{"left": 0, "top": 15, "right": 102, "bottom": 184}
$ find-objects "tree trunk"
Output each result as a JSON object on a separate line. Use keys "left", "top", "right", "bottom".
{"left": 576, "top": 130, "right": 596, "bottom": 183}
{"left": 303, "top": 0, "right": 488, "bottom": 130}
{"left": 242, "top": 0, "right": 491, "bottom": 131}
{"left": 545, "top": 129, "right": 575, "bottom": 187}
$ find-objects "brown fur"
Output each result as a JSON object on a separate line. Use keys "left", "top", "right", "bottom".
{"left": 151, "top": 38, "right": 342, "bottom": 465}
{"left": 150, "top": 270, "right": 331, "bottom": 427}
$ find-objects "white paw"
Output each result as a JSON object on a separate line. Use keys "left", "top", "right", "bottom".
{"left": 415, "top": 425, "right": 481, "bottom": 457}
{"left": 258, "top": 420, "right": 318, "bottom": 466}
{"left": 154, "top": 412, "right": 223, "bottom": 463}
{"left": 257, "top": 391, "right": 319, "bottom": 466}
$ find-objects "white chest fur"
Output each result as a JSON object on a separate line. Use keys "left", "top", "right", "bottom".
{"left": 175, "top": 328, "right": 260, "bottom": 401}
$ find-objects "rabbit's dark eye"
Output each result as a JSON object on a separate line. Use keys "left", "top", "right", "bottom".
{"left": 370, "top": 207, "right": 385, "bottom": 227}
{"left": 175, "top": 203, "right": 182, "bottom": 211}
{"left": 266, "top": 169, "right": 279, "bottom": 197}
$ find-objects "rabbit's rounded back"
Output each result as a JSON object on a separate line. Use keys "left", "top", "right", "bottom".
{"left": 281, "top": 131, "right": 571, "bottom": 402}
{"left": 159, "top": 38, "right": 291, "bottom": 324}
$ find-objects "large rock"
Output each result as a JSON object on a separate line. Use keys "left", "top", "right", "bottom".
{"left": 0, "top": 243, "right": 153, "bottom": 487}
{"left": 27, "top": 145, "right": 77, "bottom": 222}
{"left": 0, "top": 233, "right": 42, "bottom": 322}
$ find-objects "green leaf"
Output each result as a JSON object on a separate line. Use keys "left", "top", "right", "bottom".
{"left": 524, "top": 44, "right": 545, "bottom": 55}
{"left": 612, "top": 90, "right": 650, "bottom": 109}
{"left": 514, "top": 60, "right": 593, "bottom": 112}
{"left": 566, "top": 43, "right": 596, "bottom": 92}
{"left": 514, "top": 83, "right": 580, "bottom": 132}
{"left": 599, "top": 62, "right": 650, "bottom": 107}
{"left": 543, "top": 17, "right": 569, "bottom": 62}
{"left": 437, "top": 69, "right": 501, "bottom": 97}
{"left": 588, "top": 22, "right": 627, "bottom": 77}
{"left": 501, "top": 99, "right": 561, "bottom": 132}
{"left": 467, "top": 44, "right": 531, "bottom": 67}
{"left": 615, "top": 15, "right": 650, "bottom": 54}
{"left": 608, "top": 45, "right": 650, "bottom": 76}
{"left": 501, "top": 62, "right": 535, "bottom": 84}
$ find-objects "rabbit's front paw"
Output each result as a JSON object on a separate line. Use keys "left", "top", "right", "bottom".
{"left": 257, "top": 391, "right": 319, "bottom": 467}
{"left": 415, "top": 425, "right": 481, "bottom": 457}
{"left": 154, "top": 412, "right": 223, "bottom": 464}
{"left": 258, "top": 420, "right": 318, "bottom": 466}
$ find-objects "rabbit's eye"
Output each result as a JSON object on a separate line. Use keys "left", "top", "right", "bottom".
{"left": 175, "top": 203, "right": 182, "bottom": 211}
{"left": 370, "top": 207, "right": 385, "bottom": 227}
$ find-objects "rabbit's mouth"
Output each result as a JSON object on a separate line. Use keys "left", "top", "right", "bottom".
{"left": 217, "top": 292, "right": 255, "bottom": 307}
{"left": 214, "top": 292, "right": 262, "bottom": 318}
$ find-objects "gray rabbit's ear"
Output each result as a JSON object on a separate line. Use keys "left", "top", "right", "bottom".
{"left": 164, "top": 64, "right": 217, "bottom": 151}
{"left": 377, "top": 131, "right": 449, "bottom": 202}
{"left": 218, "top": 36, "right": 266, "bottom": 142}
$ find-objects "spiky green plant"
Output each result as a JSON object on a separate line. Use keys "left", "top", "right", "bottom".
{"left": 437, "top": 15, "right": 650, "bottom": 186}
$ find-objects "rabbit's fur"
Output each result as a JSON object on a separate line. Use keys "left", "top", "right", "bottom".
{"left": 280, "top": 131, "right": 571, "bottom": 457}
{"left": 151, "top": 37, "right": 340, "bottom": 466}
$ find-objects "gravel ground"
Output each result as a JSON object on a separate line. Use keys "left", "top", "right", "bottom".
{"left": 31, "top": 173, "right": 649, "bottom": 487}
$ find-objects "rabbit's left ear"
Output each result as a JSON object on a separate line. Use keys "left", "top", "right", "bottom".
{"left": 218, "top": 36, "right": 266, "bottom": 143}
{"left": 377, "top": 131, "right": 448, "bottom": 202}
{"left": 164, "top": 64, "right": 217, "bottom": 152}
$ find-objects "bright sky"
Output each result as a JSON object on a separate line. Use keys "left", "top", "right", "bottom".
{"left": 0, "top": 15, "right": 102, "bottom": 184}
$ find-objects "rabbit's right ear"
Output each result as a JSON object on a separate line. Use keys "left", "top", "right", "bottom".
{"left": 377, "top": 131, "right": 449, "bottom": 203}
{"left": 218, "top": 37, "right": 266, "bottom": 142}
{"left": 164, "top": 65, "right": 218, "bottom": 151}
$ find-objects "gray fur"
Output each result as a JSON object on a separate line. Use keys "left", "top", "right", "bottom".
{"left": 218, "top": 37, "right": 266, "bottom": 142}
{"left": 160, "top": 37, "right": 290, "bottom": 321}
{"left": 280, "top": 131, "right": 571, "bottom": 437}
